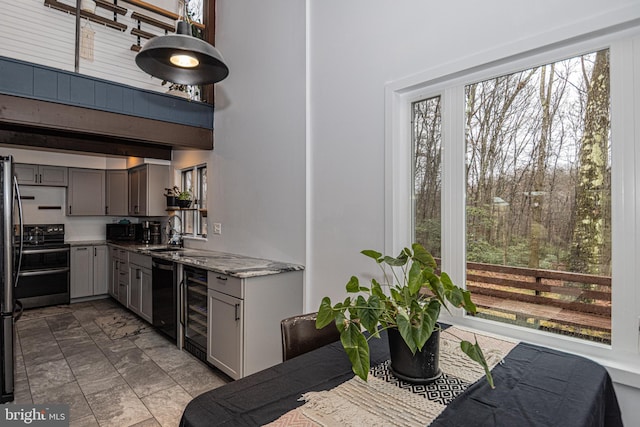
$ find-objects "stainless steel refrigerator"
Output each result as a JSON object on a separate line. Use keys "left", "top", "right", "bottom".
{"left": 1, "top": 155, "right": 23, "bottom": 403}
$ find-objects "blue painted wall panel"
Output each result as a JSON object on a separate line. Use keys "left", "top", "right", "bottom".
{"left": 122, "top": 88, "right": 134, "bottom": 114}
{"left": 33, "top": 68, "right": 58, "bottom": 100}
{"left": 57, "top": 74, "right": 71, "bottom": 102}
{"left": 94, "top": 81, "right": 108, "bottom": 108}
{"left": 70, "top": 75, "right": 95, "bottom": 106}
{"left": 0, "top": 60, "right": 33, "bottom": 96}
{"left": 0, "top": 56, "right": 214, "bottom": 130}
{"left": 106, "top": 84, "right": 124, "bottom": 111}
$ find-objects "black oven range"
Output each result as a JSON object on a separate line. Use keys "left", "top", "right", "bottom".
{"left": 14, "top": 224, "right": 70, "bottom": 309}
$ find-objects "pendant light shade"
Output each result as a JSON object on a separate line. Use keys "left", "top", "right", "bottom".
{"left": 136, "top": 21, "right": 229, "bottom": 85}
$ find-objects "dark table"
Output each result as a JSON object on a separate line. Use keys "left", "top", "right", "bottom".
{"left": 180, "top": 330, "right": 623, "bottom": 427}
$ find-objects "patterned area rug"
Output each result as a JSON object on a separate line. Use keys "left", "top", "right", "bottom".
{"left": 266, "top": 327, "right": 518, "bottom": 427}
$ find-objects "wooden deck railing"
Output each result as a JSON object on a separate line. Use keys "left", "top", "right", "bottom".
{"left": 462, "top": 261, "right": 611, "bottom": 343}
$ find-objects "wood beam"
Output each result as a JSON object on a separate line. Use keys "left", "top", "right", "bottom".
{"left": 0, "top": 128, "right": 172, "bottom": 160}
{"left": 0, "top": 94, "right": 213, "bottom": 151}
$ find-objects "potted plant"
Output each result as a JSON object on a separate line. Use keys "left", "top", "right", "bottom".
{"left": 164, "top": 186, "right": 180, "bottom": 208}
{"left": 316, "top": 243, "right": 494, "bottom": 387}
{"left": 162, "top": 81, "right": 199, "bottom": 100}
{"left": 177, "top": 188, "right": 192, "bottom": 208}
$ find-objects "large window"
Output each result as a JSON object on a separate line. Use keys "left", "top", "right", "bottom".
{"left": 464, "top": 50, "right": 611, "bottom": 343}
{"left": 395, "top": 25, "right": 640, "bottom": 381}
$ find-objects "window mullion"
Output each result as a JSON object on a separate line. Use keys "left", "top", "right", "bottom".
{"left": 441, "top": 85, "right": 467, "bottom": 302}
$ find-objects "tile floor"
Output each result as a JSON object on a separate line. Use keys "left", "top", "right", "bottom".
{"left": 12, "top": 298, "right": 230, "bottom": 427}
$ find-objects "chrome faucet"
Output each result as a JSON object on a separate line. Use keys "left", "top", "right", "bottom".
{"left": 168, "top": 215, "right": 183, "bottom": 246}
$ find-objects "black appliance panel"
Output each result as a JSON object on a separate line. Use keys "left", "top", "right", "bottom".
{"left": 14, "top": 225, "right": 70, "bottom": 309}
{"left": 152, "top": 258, "right": 177, "bottom": 342}
{"left": 107, "top": 223, "right": 142, "bottom": 242}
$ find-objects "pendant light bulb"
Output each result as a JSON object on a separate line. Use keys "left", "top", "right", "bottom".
{"left": 170, "top": 54, "right": 199, "bottom": 68}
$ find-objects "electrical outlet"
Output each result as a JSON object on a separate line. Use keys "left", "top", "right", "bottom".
{"left": 213, "top": 223, "right": 222, "bottom": 235}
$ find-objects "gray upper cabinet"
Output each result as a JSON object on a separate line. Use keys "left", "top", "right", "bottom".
{"left": 15, "top": 163, "right": 68, "bottom": 186}
{"left": 67, "top": 168, "right": 106, "bottom": 216}
{"left": 128, "top": 164, "right": 169, "bottom": 216}
{"left": 106, "top": 170, "right": 129, "bottom": 216}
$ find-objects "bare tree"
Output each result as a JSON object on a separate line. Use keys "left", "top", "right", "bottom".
{"left": 568, "top": 50, "right": 611, "bottom": 274}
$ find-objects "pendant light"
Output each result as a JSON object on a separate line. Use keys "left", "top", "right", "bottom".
{"left": 135, "top": 14, "right": 228, "bottom": 85}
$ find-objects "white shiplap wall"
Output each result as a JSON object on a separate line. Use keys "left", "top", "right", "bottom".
{"left": 0, "top": 0, "right": 183, "bottom": 93}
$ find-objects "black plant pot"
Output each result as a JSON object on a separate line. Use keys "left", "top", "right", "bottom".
{"left": 387, "top": 326, "right": 441, "bottom": 384}
{"left": 177, "top": 199, "right": 192, "bottom": 208}
{"left": 166, "top": 196, "right": 178, "bottom": 207}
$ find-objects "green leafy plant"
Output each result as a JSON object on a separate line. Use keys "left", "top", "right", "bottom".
{"left": 178, "top": 189, "right": 192, "bottom": 200}
{"left": 316, "top": 243, "right": 494, "bottom": 388}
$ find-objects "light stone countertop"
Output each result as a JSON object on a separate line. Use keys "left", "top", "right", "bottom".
{"left": 67, "top": 240, "right": 108, "bottom": 246}
{"left": 107, "top": 242, "right": 304, "bottom": 279}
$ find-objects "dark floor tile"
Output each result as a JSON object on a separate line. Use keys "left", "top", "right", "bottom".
{"left": 25, "top": 358, "right": 75, "bottom": 396}
{"left": 22, "top": 340, "right": 64, "bottom": 367}
{"left": 120, "top": 359, "right": 177, "bottom": 398}
{"left": 73, "top": 357, "right": 123, "bottom": 396}
{"left": 85, "top": 383, "right": 152, "bottom": 427}
{"left": 70, "top": 414, "right": 100, "bottom": 427}
{"left": 31, "top": 381, "right": 93, "bottom": 421}
{"left": 46, "top": 313, "right": 81, "bottom": 332}
{"left": 108, "top": 346, "right": 150, "bottom": 369}
{"left": 90, "top": 298, "right": 120, "bottom": 312}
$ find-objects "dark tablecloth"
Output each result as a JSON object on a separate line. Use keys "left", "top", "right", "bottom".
{"left": 180, "top": 331, "right": 623, "bottom": 427}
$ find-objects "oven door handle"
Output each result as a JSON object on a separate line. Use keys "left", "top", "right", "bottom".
{"left": 18, "top": 267, "right": 70, "bottom": 277}
{"left": 21, "top": 247, "right": 69, "bottom": 255}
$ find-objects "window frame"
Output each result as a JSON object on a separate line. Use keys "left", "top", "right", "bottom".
{"left": 385, "top": 26, "right": 640, "bottom": 388}
{"left": 180, "top": 163, "right": 207, "bottom": 239}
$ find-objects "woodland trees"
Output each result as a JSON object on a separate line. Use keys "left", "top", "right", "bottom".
{"left": 413, "top": 50, "right": 611, "bottom": 277}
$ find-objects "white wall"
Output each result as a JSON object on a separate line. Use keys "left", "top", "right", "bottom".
{"left": 304, "top": 0, "right": 640, "bottom": 424}
{"left": 193, "top": 0, "right": 306, "bottom": 266}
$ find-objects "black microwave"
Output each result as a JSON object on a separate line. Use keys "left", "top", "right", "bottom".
{"left": 106, "top": 223, "right": 142, "bottom": 241}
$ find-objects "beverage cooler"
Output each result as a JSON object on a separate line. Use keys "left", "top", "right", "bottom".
{"left": 182, "top": 266, "right": 208, "bottom": 363}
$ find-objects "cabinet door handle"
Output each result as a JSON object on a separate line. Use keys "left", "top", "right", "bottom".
{"left": 180, "top": 279, "right": 185, "bottom": 326}
{"left": 69, "top": 206, "right": 72, "bottom": 215}
{"left": 94, "top": 247, "right": 97, "bottom": 256}
{"left": 136, "top": 268, "right": 141, "bottom": 280}
{"left": 76, "top": 247, "right": 88, "bottom": 251}
{"left": 216, "top": 276, "right": 227, "bottom": 281}
{"left": 234, "top": 303, "right": 240, "bottom": 321}
{"left": 39, "top": 174, "right": 42, "bottom": 184}
{"left": 105, "top": 206, "right": 108, "bottom": 215}
{"left": 115, "top": 260, "right": 119, "bottom": 271}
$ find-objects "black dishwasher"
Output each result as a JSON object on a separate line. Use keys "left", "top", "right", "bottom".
{"left": 152, "top": 258, "right": 177, "bottom": 343}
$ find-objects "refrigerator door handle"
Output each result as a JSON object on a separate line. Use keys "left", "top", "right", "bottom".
{"left": 13, "top": 176, "right": 23, "bottom": 288}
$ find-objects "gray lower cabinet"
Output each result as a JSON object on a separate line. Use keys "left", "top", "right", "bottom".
{"left": 109, "top": 248, "right": 129, "bottom": 306}
{"left": 208, "top": 289, "right": 243, "bottom": 378}
{"left": 70, "top": 245, "right": 108, "bottom": 298}
{"left": 127, "top": 252, "right": 153, "bottom": 323}
{"left": 67, "top": 168, "right": 106, "bottom": 216}
{"left": 207, "top": 270, "right": 303, "bottom": 379}
{"left": 15, "top": 163, "right": 68, "bottom": 186}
